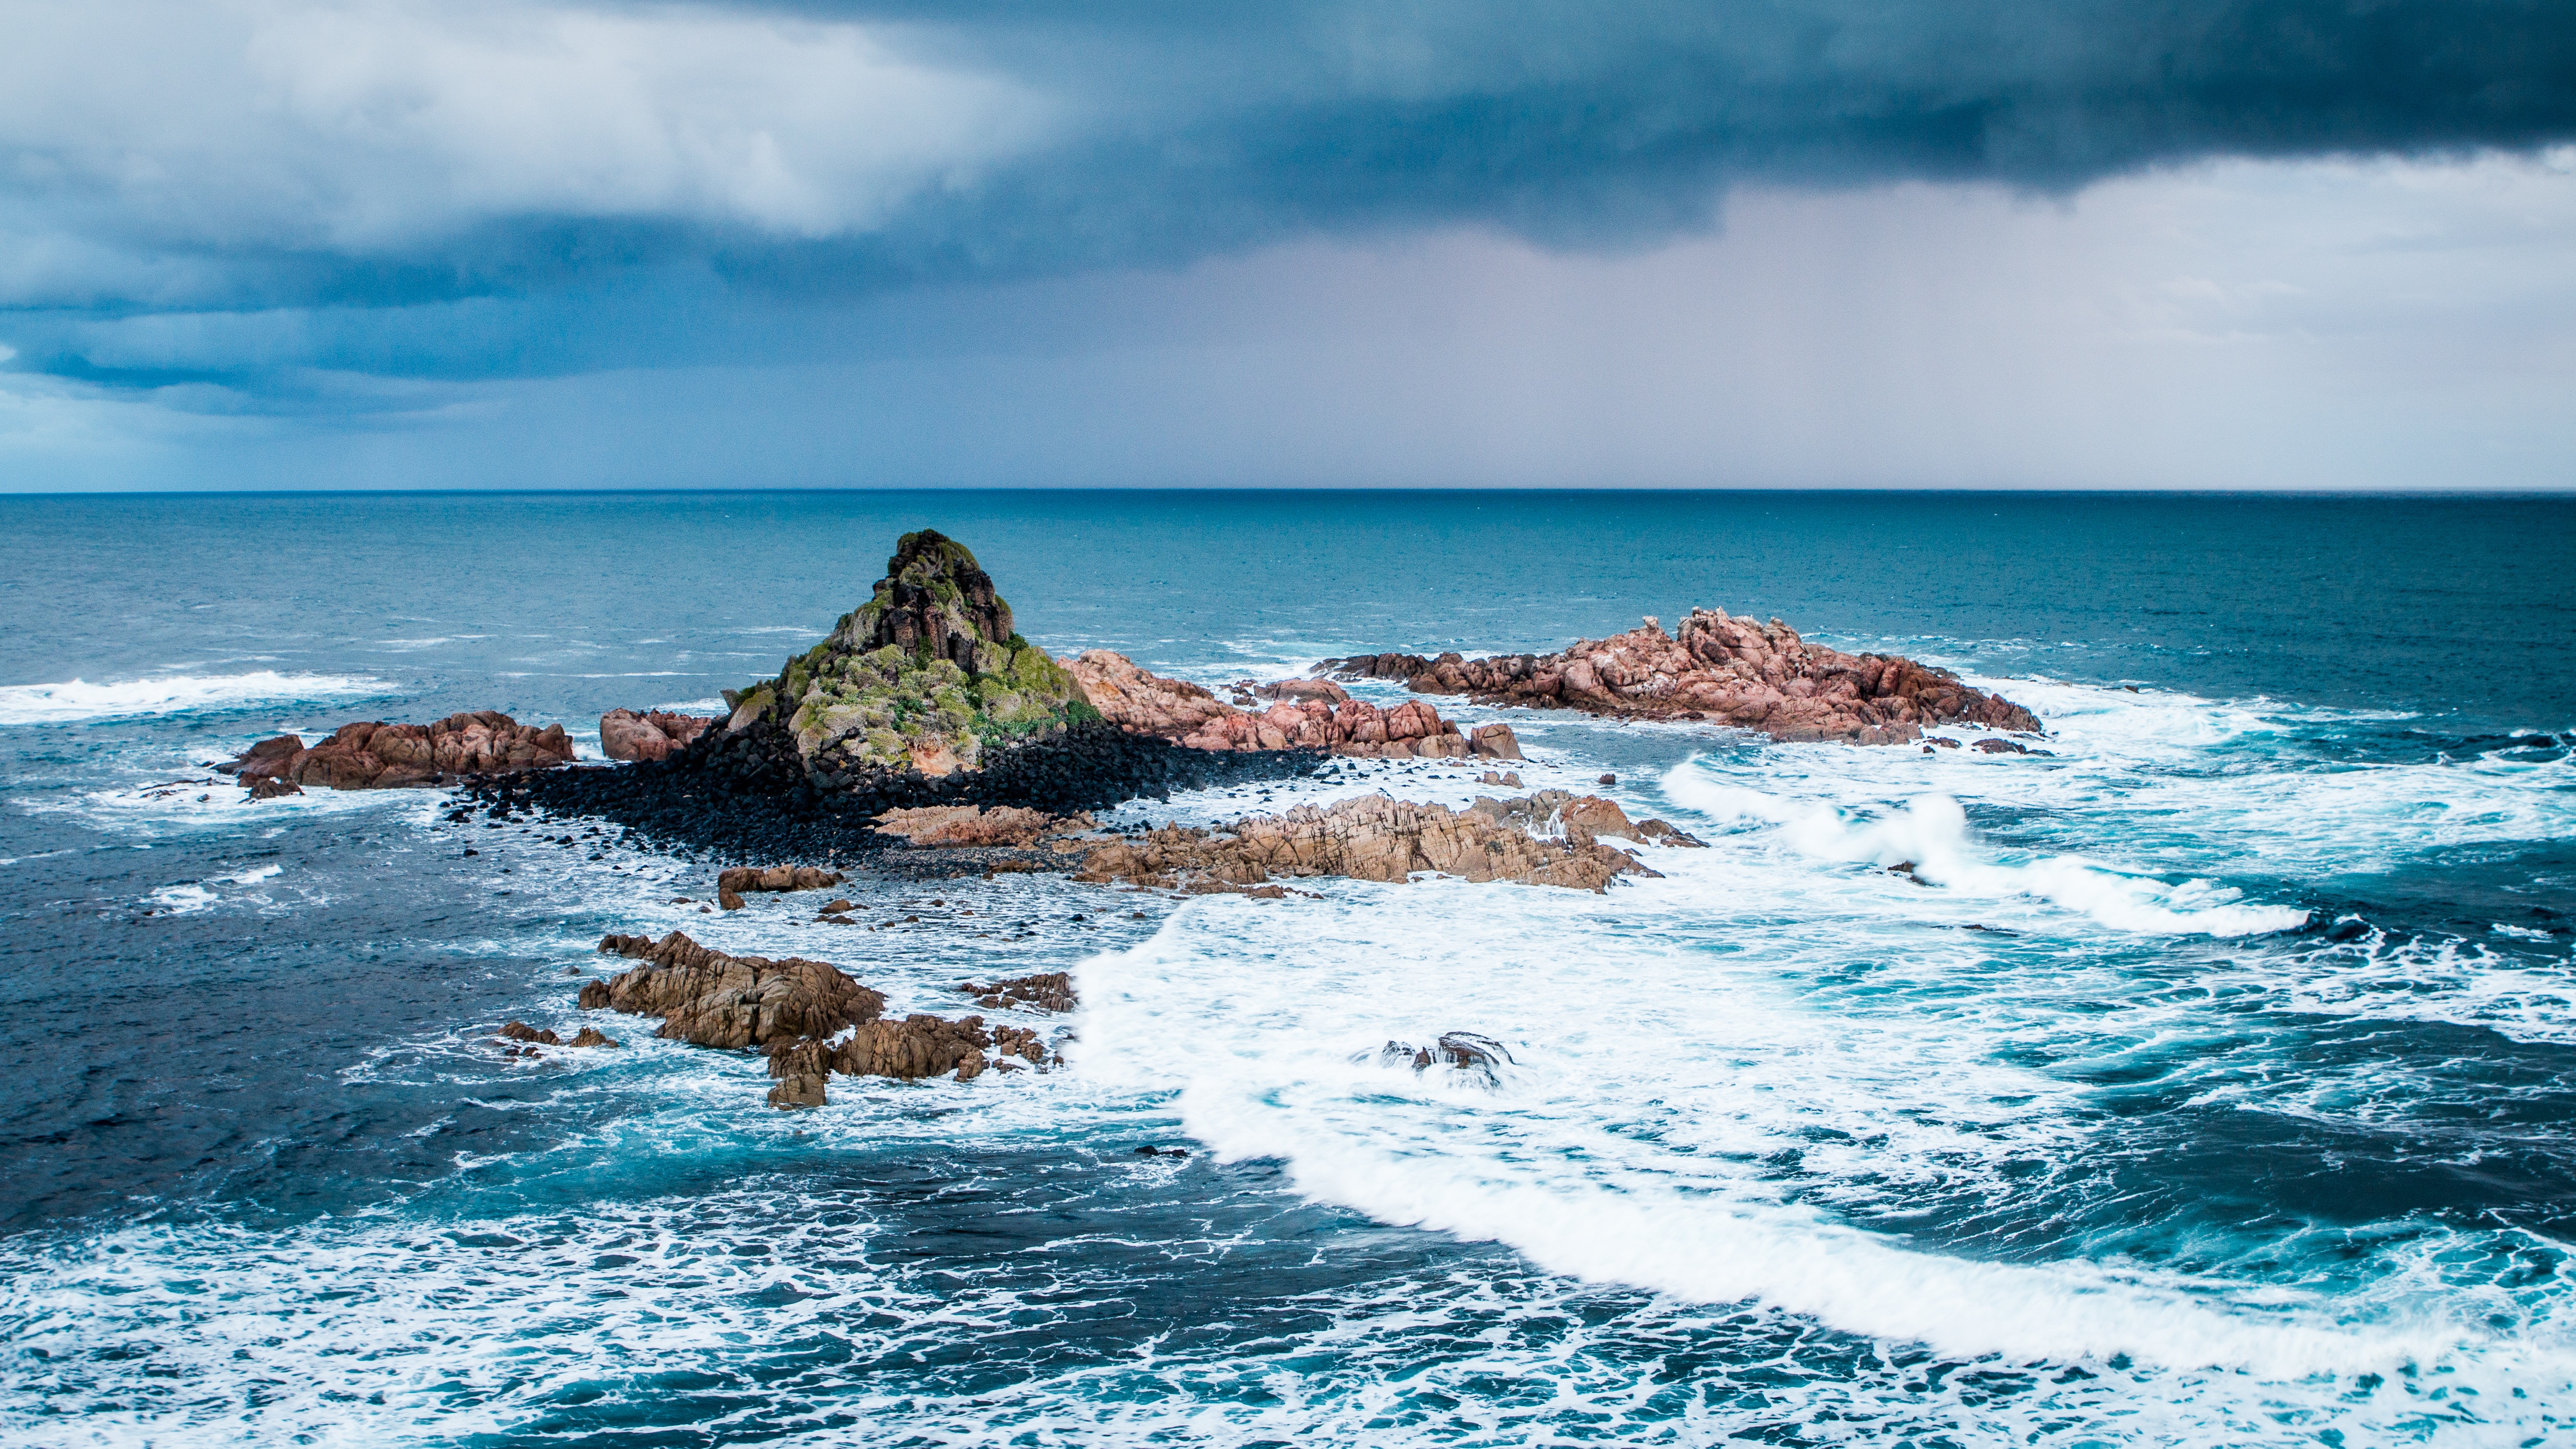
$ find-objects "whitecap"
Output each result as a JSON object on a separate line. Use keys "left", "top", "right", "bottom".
{"left": 0, "top": 672, "right": 389, "bottom": 726}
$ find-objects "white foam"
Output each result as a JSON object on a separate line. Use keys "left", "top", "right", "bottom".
{"left": 0, "top": 671, "right": 388, "bottom": 726}
{"left": 1065, "top": 866, "right": 2566, "bottom": 1385}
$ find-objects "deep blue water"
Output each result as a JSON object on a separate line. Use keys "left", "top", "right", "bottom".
{"left": 0, "top": 490, "right": 2571, "bottom": 1446}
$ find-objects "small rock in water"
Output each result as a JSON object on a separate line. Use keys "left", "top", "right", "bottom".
{"left": 718, "top": 887, "right": 745, "bottom": 910}
{"left": 1597, "top": 774, "right": 1616, "bottom": 786}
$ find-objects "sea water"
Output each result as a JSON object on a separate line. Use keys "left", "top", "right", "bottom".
{"left": 0, "top": 490, "right": 2570, "bottom": 1446}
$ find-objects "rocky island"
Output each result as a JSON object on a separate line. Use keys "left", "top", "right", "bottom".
{"left": 1328, "top": 608, "right": 2039, "bottom": 744}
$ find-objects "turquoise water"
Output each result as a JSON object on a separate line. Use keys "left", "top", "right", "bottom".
{"left": 1, "top": 490, "right": 2571, "bottom": 1445}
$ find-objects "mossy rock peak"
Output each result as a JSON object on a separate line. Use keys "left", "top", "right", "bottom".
{"left": 739, "top": 529, "right": 1094, "bottom": 781}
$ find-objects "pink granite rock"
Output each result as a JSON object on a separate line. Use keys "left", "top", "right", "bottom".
{"left": 1324, "top": 610, "right": 2040, "bottom": 745}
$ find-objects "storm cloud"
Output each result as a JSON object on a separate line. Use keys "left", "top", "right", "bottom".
{"left": 8, "top": 0, "right": 2575, "bottom": 313}
{"left": 1, "top": 0, "right": 2572, "bottom": 483}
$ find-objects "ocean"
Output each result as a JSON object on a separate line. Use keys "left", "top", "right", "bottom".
{"left": 1, "top": 489, "right": 2570, "bottom": 1447}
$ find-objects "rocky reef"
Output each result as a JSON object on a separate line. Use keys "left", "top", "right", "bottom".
{"left": 724, "top": 530, "right": 1095, "bottom": 782}
{"left": 1070, "top": 650, "right": 1520, "bottom": 759}
{"left": 222, "top": 711, "right": 574, "bottom": 790}
{"left": 1327, "top": 609, "right": 2040, "bottom": 744}
{"left": 584, "top": 930, "right": 1056, "bottom": 1107}
{"left": 1070, "top": 790, "right": 1689, "bottom": 894}
{"left": 601, "top": 710, "right": 715, "bottom": 763}
{"left": 584, "top": 931, "right": 885, "bottom": 1048}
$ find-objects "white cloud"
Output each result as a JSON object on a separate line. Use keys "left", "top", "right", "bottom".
{"left": 0, "top": 0, "right": 1056, "bottom": 270}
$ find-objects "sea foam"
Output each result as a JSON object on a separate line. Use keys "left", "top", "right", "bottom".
{"left": 0, "top": 671, "right": 387, "bottom": 726}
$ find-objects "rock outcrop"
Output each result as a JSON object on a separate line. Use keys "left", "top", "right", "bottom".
{"left": 584, "top": 931, "right": 886, "bottom": 1048}
{"left": 723, "top": 530, "right": 1095, "bottom": 781}
{"left": 959, "top": 972, "right": 1077, "bottom": 1013}
{"left": 1070, "top": 791, "right": 1682, "bottom": 894}
{"left": 1325, "top": 610, "right": 2040, "bottom": 744}
{"left": 762, "top": 1014, "right": 1055, "bottom": 1106}
{"left": 1069, "top": 651, "right": 1520, "bottom": 760}
{"left": 220, "top": 712, "right": 576, "bottom": 789}
{"left": 873, "top": 805, "right": 1092, "bottom": 847}
{"left": 601, "top": 709, "right": 715, "bottom": 763}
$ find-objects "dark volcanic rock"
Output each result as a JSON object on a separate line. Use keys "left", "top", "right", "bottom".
{"left": 484, "top": 718, "right": 1323, "bottom": 862}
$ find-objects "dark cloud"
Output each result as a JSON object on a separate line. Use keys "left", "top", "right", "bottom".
{"left": 3, "top": 0, "right": 2572, "bottom": 393}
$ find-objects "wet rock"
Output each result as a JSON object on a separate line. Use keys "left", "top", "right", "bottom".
{"left": 716, "top": 865, "right": 844, "bottom": 895}
{"left": 718, "top": 887, "right": 745, "bottom": 911}
{"left": 1073, "top": 792, "right": 1661, "bottom": 894}
{"left": 497, "top": 1020, "right": 560, "bottom": 1045}
{"left": 1323, "top": 610, "right": 2041, "bottom": 745}
{"left": 1380, "top": 1031, "right": 1515, "bottom": 1085}
{"left": 247, "top": 776, "right": 304, "bottom": 800}
{"left": 584, "top": 930, "right": 886, "bottom": 1048}
{"left": 767, "top": 1073, "right": 828, "bottom": 1109}
{"left": 777, "top": 1013, "right": 1049, "bottom": 1083}
{"left": 225, "top": 712, "right": 574, "bottom": 789}
{"left": 569, "top": 1027, "right": 619, "bottom": 1048}
{"left": 1636, "top": 819, "right": 1707, "bottom": 847}
{"left": 1926, "top": 736, "right": 1962, "bottom": 749}
{"left": 873, "top": 805, "right": 1092, "bottom": 848}
{"left": 1971, "top": 737, "right": 2039, "bottom": 755}
{"left": 819, "top": 898, "right": 854, "bottom": 914}
{"left": 600, "top": 709, "right": 716, "bottom": 763}
{"left": 958, "top": 971, "right": 1077, "bottom": 1013}
{"left": 1479, "top": 770, "right": 1525, "bottom": 789}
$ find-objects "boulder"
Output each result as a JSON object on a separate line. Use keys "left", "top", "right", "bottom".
{"left": 601, "top": 709, "right": 716, "bottom": 763}
{"left": 220, "top": 711, "right": 575, "bottom": 789}
{"left": 247, "top": 776, "right": 304, "bottom": 800}
{"left": 1322, "top": 610, "right": 2042, "bottom": 745}
{"left": 583, "top": 931, "right": 887, "bottom": 1048}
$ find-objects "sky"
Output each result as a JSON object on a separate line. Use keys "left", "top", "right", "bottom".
{"left": 2, "top": 0, "right": 2572, "bottom": 492}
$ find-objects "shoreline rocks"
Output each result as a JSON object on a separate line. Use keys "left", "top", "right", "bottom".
{"left": 1071, "top": 790, "right": 1686, "bottom": 894}
{"left": 1325, "top": 609, "right": 2041, "bottom": 745}
{"left": 583, "top": 930, "right": 1061, "bottom": 1109}
{"left": 959, "top": 972, "right": 1077, "bottom": 1013}
{"left": 1071, "top": 650, "right": 1521, "bottom": 760}
{"left": 601, "top": 709, "right": 715, "bottom": 763}
{"left": 221, "top": 711, "right": 574, "bottom": 790}
{"left": 874, "top": 805, "right": 1093, "bottom": 848}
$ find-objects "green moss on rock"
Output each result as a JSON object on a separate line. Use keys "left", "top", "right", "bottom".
{"left": 730, "top": 530, "right": 1089, "bottom": 779}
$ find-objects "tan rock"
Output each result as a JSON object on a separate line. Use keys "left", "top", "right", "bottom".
{"left": 1072, "top": 792, "right": 1662, "bottom": 894}
{"left": 223, "top": 711, "right": 573, "bottom": 789}
{"left": 874, "top": 805, "right": 1091, "bottom": 847}
{"left": 600, "top": 709, "right": 716, "bottom": 763}
{"left": 584, "top": 930, "right": 886, "bottom": 1048}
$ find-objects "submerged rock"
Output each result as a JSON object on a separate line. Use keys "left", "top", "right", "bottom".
{"left": 601, "top": 709, "right": 715, "bottom": 763}
{"left": 584, "top": 931, "right": 886, "bottom": 1048}
{"left": 1380, "top": 1031, "right": 1515, "bottom": 1085}
{"left": 1324, "top": 609, "right": 2040, "bottom": 745}
{"left": 1071, "top": 792, "right": 1676, "bottom": 894}
{"left": 221, "top": 712, "right": 575, "bottom": 789}
{"left": 958, "top": 971, "right": 1078, "bottom": 1013}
